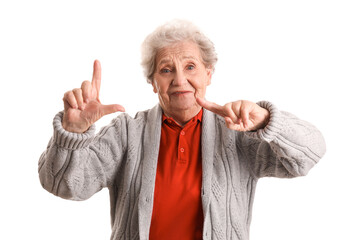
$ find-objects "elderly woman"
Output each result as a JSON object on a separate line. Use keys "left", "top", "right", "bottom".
{"left": 38, "top": 20, "right": 326, "bottom": 240}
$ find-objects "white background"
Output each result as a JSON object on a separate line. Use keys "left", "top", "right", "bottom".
{"left": 1, "top": 0, "right": 359, "bottom": 239}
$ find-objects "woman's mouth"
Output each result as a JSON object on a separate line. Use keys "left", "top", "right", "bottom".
{"left": 171, "top": 91, "right": 192, "bottom": 96}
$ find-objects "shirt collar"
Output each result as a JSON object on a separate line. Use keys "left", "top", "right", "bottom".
{"left": 162, "top": 108, "right": 203, "bottom": 126}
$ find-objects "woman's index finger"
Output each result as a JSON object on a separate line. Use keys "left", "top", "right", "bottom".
{"left": 91, "top": 60, "right": 102, "bottom": 96}
{"left": 196, "top": 97, "right": 225, "bottom": 117}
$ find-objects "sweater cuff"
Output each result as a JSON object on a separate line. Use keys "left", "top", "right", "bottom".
{"left": 245, "top": 101, "right": 284, "bottom": 142}
{"left": 52, "top": 111, "right": 96, "bottom": 149}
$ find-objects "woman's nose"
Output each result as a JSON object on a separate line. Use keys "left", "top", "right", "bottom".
{"left": 172, "top": 70, "right": 187, "bottom": 86}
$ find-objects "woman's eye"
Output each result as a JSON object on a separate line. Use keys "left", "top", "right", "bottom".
{"left": 160, "top": 68, "right": 171, "bottom": 73}
{"left": 187, "top": 65, "right": 195, "bottom": 70}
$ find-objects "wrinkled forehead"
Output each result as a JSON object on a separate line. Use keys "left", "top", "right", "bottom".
{"left": 155, "top": 41, "right": 203, "bottom": 66}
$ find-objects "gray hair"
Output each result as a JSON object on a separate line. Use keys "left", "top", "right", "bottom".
{"left": 141, "top": 19, "right": 218, "bottom": 84}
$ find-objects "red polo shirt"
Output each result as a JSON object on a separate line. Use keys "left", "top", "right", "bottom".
{"left": 149, "top": 110, "right": 203, "bottom": 240}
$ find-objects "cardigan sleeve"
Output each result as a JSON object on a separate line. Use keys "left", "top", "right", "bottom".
{"left": 237, "top": 101, "right": 326, "bottom": 179}
{"left": 38, "top": 111, "right": 128, "bottom": 201}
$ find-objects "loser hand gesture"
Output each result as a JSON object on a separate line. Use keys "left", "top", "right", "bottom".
{"left": 197, "top": 98, "right": 270, "bottom": 132}
{"left": 62, "top": 60, "right": 125, "bottom": 133}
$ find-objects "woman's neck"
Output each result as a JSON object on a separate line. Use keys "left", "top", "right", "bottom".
{"left": 163, "top": 106, "right": 202, "bottom": 127}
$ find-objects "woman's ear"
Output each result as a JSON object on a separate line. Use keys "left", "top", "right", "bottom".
{"left": 206, "top": 68, "right": 212, "bottom": 86}
{"left": 152, "top": 80, "right": 158, "bottom": 93}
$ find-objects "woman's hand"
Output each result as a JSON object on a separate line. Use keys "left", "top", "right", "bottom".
{"left": 62, "top": 60, "right": 125, "bottom": 133}
{"left": 196, "top": 97, "right": 270, "bottom": 132}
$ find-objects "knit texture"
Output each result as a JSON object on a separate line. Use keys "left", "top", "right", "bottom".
{"left": 38, "top": 102, "right": 326, "bottom": 240}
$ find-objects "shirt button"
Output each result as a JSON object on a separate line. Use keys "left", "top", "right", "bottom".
{"left": 180, "top": 148, "right": 185, "bottom": 153}
{"left": 181, "top": 130, "right": 185, "bottom": 135}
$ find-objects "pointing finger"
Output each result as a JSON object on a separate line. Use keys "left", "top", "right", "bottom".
{"left": 91, "top": 60, "right": 101, "bottom": 98}
{"left": 196, "top": 97, "right": 225, "bottom": 117}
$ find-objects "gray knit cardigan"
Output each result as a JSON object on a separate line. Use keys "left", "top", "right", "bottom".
{"left": 38, "top": 101, "right": 326, "bottom": 240}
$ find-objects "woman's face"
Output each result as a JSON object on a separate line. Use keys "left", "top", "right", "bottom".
{"left": 152, "top": 40, "right": 212, "bottom": 118}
